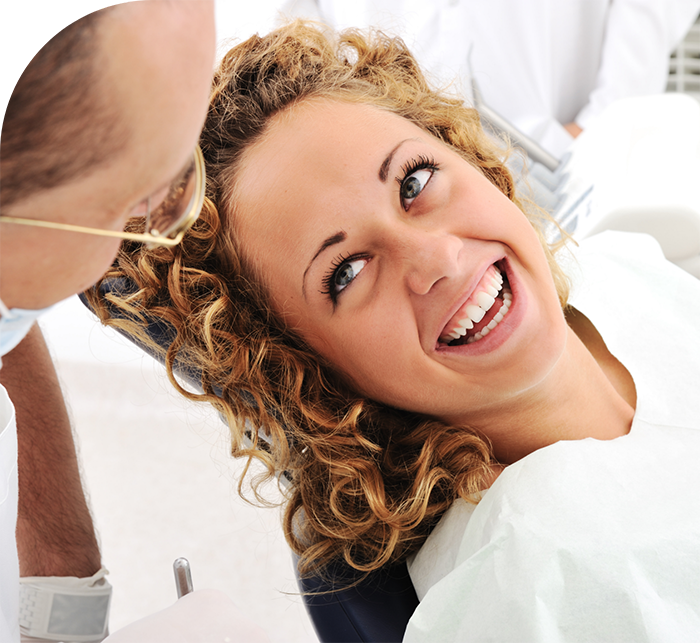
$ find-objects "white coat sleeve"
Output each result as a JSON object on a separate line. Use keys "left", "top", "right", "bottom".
{"left": 575, "top": 0, "right": 700, "bottom": 129}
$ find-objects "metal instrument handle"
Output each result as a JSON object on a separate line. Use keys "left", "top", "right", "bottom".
{"left": 173, "top": 557, "right": 194, "bottom": 598}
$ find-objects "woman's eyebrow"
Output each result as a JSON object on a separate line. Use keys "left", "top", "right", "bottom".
{"left": 302, "top": 231, "right": 347, "bottom": 297}
{"left": 379, "top": 139, "right": 411, "bottom": 182}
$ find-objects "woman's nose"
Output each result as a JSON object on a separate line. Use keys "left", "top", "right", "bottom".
{"left": 401, "top": 230, "right": 462, "bottom": 295}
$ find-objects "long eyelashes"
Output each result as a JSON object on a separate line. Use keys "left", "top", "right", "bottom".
{"left": 320, "top": 252, "right": 349, "bottom": 301}
{"left": 396, "top": 154, "right": 440, "bottom": 210}
{"left": 397, "top": 154, "right": 439, "bottom": 184}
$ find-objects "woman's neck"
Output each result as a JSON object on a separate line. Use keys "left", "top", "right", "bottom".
{"left": 486, "top": 307, "right": 636, "bottom": 465}
{"left": 566, "top": 307, "right": 637, "bottom": 409}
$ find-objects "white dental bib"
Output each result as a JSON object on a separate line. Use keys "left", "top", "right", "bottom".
{"left": 405, "top": 231, "right": 700, "bottom": 642}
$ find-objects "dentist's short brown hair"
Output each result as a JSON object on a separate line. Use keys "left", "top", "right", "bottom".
{"left": 1, "top": 7, "right": 125, "bottom": 209}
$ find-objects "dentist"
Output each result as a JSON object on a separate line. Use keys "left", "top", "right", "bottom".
{"left": 0, "top": 2, "right": 266, "bottom": 641}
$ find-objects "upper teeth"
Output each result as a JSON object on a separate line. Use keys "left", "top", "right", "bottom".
{"left": 442, "top": 266, "right": 511, "bottom": 343}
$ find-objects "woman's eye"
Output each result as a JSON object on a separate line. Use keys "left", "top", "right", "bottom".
{"left": 400, "top": 168, "right": 433, "bottom": 210}
{"left": 334, "top": 258, "right": 367, "bottom": 294}
{"left": 321, "top": 255, "right": 370, "bottom": 304}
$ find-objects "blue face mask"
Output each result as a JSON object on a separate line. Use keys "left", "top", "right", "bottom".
{"left": 0, "top": 296, "right": 54, "bottom": 360}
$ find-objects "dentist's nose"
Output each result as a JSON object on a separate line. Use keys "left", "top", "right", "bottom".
{"left": 402, "top": 230, "right": 461, "bottom": 295}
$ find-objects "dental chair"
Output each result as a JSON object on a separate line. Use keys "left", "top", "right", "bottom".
{"left": 79, "top": 287, "right": 419, "bottom": 643}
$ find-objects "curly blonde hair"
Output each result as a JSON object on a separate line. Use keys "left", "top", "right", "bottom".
{"left": 88, "top": 21, "right": 569, "bottom": 578}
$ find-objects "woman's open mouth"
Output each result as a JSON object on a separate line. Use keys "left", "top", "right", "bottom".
{"left": 438, "top": 263, "right": 513, "bottom": 346}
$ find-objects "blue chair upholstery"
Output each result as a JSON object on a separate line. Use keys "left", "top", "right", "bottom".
{"left": 79, "top": 287, "right": 419, "bottom": 642}
{"left": 297, "top": 558, "right": 418, "bottom": 642}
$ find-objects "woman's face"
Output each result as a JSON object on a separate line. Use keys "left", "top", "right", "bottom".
{"left": 234, "top": 99, "right": 569, "bottom": 429}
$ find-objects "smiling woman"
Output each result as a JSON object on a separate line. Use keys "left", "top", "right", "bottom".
{"left": 90, "top": 20, "right": 552, "bottom": 574}
{"left": 86, "top": 20, "right": 700, "bottom": 642}
{"left": 232, "top": 97, "right": 578, "bottom": 438}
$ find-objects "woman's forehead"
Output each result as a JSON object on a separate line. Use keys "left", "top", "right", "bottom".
{"left": 234, "top": 99, "right": 434, "bottom": 210}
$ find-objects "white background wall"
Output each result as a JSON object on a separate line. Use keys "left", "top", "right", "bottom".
{"left": 215, "top": 0, "right": 285, "bottom": 54}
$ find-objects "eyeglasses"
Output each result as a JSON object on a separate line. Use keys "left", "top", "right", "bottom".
{"left": 0, "top": 146, "right": 206, "bottom": 248}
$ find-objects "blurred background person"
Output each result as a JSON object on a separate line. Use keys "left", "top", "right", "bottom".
{"left": 279, "top": 0, "right": 700, "bottom": 157}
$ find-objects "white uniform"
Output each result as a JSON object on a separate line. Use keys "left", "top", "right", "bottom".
{"left": 0, "top": 386, "right": 19, "bottom": 642}
{"left": 406, "top": 231, "right": 700, "bottom": 641}
{"left": 282, "top": 0, "right": 700, "bottom": 157}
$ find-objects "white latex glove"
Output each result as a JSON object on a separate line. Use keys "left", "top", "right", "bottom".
{"left": 103, "top": 589, "right": 269, "bottom": 643}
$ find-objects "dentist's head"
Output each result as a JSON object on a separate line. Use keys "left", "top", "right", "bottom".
{"left": 0, "top": 0, "right": 216, "bottom": 311}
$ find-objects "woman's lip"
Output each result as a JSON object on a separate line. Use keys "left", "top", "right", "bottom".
{"left": 433, "top": 256, "right": 521, "bottom": 354}
{"left": 433, "top": 255, "right": 507, "bottom": 348}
